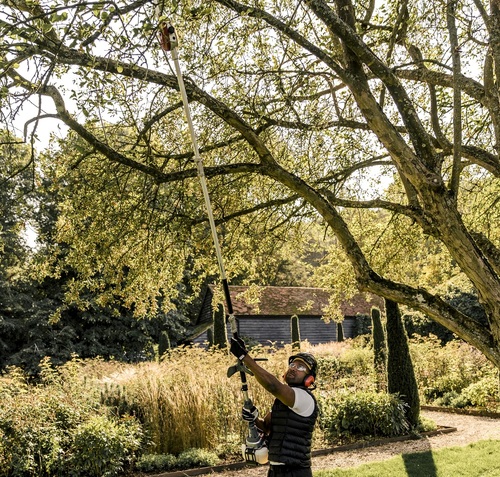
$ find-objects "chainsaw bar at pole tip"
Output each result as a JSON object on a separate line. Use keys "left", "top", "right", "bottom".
{"left": 159, "top": 22, "right": 178, "bottom": 52}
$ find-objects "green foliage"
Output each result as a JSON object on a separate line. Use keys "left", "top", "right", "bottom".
{"left": 409, "top": 336, "right": 495, "bottom": 405}
{"left": 459, "top": 376, "right": 500, "bottom": 408}
{"left": 176, "top": 448, "right": 220, "bottom": 469}
{"left": 2, "top": 0, "right": 500, "bottom": 373}
{"left": 135, "top": 453, "right": 177, "bottom": 472}
{"left": 0, "top": 340, "right": 497, "bottom": 475}
{"left": 318, "top": 391, "right": 410, "bottom": 442}
{"left": 213, "top": 303, "right": 227, "bottom": 349}
{"left": 0, "top": 130, "right": 32, "bottom": 277}
{"left": 317, "top": 344, "right": 375, "bottom": 391}
{"left": 403, "top": 312, "right": 456, "bottom": 344}
{"left": 354, "top": 314, "right": 372, "bottom": 336}
{"left": 158, "top": 331, "right": 171, "bottom": 359}
{"left": 435, "top": 376, "right": 500, "bottom": 409}
{"left": 0, "top": 358, "right": 144, "bottom": 477}
{"left": 68, "top": 414, "right": 143, "bottom": 477}
{"left": 371, "top": 306, "right": 387, "bottom": 391}
{"left": 386, "top": 299, "right": 420, "bottom": 428}
{"left": 336, "top": 322, "right": 344, "bottom": 342}
{"left": 1, "top": 288, "right": 159, "bottom": 375}
{"left": 291, "top": 314, "right": 301, "bottom": 349}
{"left": 206, "top": 326, "right": 214, "bottom": 347}
{"left": 418, "top": 416, "right": 437, "bottom": 433}
{"left": 135, "top": 448, "right": 219, "bottom": 473}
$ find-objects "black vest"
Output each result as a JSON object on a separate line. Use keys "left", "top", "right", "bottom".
{"left": 268, "top": 387, "right": 318, "bottom": 467}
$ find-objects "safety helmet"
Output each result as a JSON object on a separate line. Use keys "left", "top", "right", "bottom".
{"left": 288, "top": 352, "right": 317, "bottom": 378}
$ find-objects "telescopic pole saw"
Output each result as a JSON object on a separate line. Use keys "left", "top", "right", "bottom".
{"left": 157, "top": 20, "right": 267, "bottom": 465}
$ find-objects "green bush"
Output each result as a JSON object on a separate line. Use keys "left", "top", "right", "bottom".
{"left": 410, "top": 337, "right": 494, "bottom": 403}
{"left": 318, "top": 347, "right": 373, "bottom": 382}
{"left": 0, "top": 382, "right": 74, "bottom": 477}
{"left": 417, "top": 416, "right": 437, "bottom": 433}
{"left": 318, "top": 391, "right": 410, "bottom": 442}
{"left": 0, "top": 428, "right": 11, "bottom": 477}
{"left": 68, "top": 414, "right": 144, "bottom": 477}
{"left": 0, "top": 418, "right": 66, "bottom": 477}
{"left": 450, "top": 376, "right": 500, "bottom": 409}
{"left": 176, "top": 448, "right": 220, "bottom": 469}
{"left": 135, "top": 453, "right": 177, "bottom": 472}
{"left": 134, "top": 448, "right": 219, "bottom": 472}
{"left": 317, "top": 356, "right": 342, "bottom": 379}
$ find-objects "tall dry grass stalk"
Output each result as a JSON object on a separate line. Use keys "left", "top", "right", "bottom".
{"left": 96, "top": 343, "right": 319, "bottom": 454}
{"left": 94, "top": 347, "right": 291, "bottom": 454}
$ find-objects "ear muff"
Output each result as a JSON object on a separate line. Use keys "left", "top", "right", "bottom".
{"left": 304, "top": 375, "right": 315, "bottom": 388}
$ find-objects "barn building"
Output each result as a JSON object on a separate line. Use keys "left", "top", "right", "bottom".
{"left": 189, "top": 285, "right": 383, "bottom": 347}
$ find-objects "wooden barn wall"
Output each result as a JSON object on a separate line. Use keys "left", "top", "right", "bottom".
{"left": 193, "top": 316, "right": 356, "bottom": 347}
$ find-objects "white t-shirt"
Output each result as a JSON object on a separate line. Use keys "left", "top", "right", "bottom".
{"left": 290, "top": 387, "right": 315, "bottom": 417}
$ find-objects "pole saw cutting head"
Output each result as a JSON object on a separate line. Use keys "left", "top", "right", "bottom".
{"left": 159, "top": 22, "right": 178, "bottom": 51}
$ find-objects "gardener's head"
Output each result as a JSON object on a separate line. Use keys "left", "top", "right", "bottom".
{"left": 286, "top": 352, "right": 317, "bottom": 388}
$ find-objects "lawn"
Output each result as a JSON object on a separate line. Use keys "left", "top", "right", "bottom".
{"left": 314, "top": 440, "right": 500, "bottom": 477}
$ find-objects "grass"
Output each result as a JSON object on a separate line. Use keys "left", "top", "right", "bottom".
{"left": 314, "top": 440, "right": 500, "bottom": 477}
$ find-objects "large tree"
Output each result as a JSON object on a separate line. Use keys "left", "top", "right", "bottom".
{"left": 1, "top": 0, "right": 500, "bottom": 367}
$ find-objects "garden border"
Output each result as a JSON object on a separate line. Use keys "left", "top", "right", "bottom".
{"left": 142, "top": 424, "right": 457, "bottom": 477}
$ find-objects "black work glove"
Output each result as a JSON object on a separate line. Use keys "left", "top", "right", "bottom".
{"left": 230, "top": 337, "right": 248, "bottom": 361}
{"left": 242, "top": 405, "right": 259, "bottom": 422}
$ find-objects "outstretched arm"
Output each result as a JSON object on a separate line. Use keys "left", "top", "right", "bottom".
{"left": 242, "top": 353, "right": 296, "bottom": 408}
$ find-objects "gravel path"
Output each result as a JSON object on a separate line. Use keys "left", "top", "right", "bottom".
{"left": 218, "top": 410, "right": 500, "bottom": 476}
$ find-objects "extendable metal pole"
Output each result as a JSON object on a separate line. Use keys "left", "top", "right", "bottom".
{"left": 157, "top": 22, "right": 239, "bottom": 336}
{"left": 156, "top": 22, "right": 267, "bottom": 460}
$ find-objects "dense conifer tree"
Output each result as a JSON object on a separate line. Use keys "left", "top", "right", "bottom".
{"left": 291, "top": 314, "right": 301, "bottom": 350}
{"left": 385, "top": 299, "right": 420, "bottom": 428}
{"left": 371, "top": 306, "right": 387, "bottom": 391}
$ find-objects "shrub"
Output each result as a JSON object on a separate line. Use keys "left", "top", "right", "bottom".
{"left": 135, "top": 453, "right": 177, "bottom": 472}
{"left": 410, "top": 336, "right": 494, "bottom": 403}
{"left": 318, "top": 391, "right": 409, "bottom": 442}
{"left": 0, "top": 370, "right": 78, "bottom": 477}
{"left": 417, "top": 415, "right": 437, "bottom": 432}
{"left": 176, "top": 448, "right": 220, "bottom": 469}
{"left": 291, "top": 315, "right": 301, "bottom": 350}
{"left": 453, "top": 376, "right": 500, "bottom": 409}
{"left": 68, "top": 414, "right": 143, "bottom": 477}
{"left": 371, "top": 306, "right": 386, "bottom": 391}
{"left": 317, "top": 355, "right": 342, "bottom": 379}
{"left": 134, "top": 448, "right": 219, "bottom": 473}
{"left": 386, "top": 299, "right": 420, "bottom": 428}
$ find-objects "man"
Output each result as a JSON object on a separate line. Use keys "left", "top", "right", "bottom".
{"left": 230, "top": 337, "right": 318, "bottom": 477}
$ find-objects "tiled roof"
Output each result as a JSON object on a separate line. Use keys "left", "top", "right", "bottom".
{"left": 209, "top": 285, "right": 382, "bottom": 317}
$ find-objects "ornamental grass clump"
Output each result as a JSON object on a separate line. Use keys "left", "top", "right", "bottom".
{"left": 98, "top": 345, "right": 284, "bottom": 455}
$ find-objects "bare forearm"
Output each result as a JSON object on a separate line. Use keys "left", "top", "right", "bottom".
{"left": 242, "top": 354, "right": 295, "bottom": 407}
{"left": 242, "top": 355, "right": 281, "bottom": 394}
